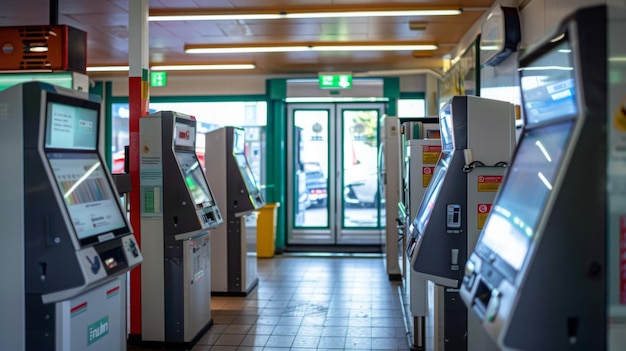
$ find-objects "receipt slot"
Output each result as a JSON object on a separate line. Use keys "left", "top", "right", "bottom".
{"left": 461, "top": 5, "right": 626, "bottom": 350}
{"left": 0, "top": 82, "right": 142, "bottom": 351}
{"left": 137, "top": 111, "right": 223, "bottom": 348}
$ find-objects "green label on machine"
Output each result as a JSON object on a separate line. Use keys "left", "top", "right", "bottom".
{"left": 87, "top": 316, "right": 109, "bottom": 345}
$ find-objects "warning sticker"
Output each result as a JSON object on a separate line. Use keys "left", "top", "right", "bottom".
{"left": 477, "top": 175, "right": 503, "bottom": 192}
{"left": 423, "top": 166, "right": 435, "bottom": 187}
{"left": 422, "top": 145, "right": 442, "bottom": 165}
{"left": 477, "top": 204, "right": 492, "bottom": 229}
{"left": 619, "top": 216, "right": 626, "bottom": 305}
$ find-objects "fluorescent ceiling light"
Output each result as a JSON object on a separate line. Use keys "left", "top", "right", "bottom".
{"left": 149, "top": 8, "right": 462, "bottom": 21}
{"left": 86, "top": 66, "right": 129, "bottom": 72}
{"left": 86, "top": 64, "right": 255, "bottom": 72}
{"left": 185, "top": 44, "right": 438, "bottom": 54}
{"left": 151, "top": 64, "right": 255, "bottom": 70}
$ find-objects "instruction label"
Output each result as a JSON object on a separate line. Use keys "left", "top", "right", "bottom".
{"left": 477, "top": 204, "right": 492, "bottom": 229}
{"left": 422, "top": 145, "right": 442, "bottom": 164}
{"left": 477, "top": 175, "right": 503, "bottom": 192}
{"left": 619, "top": 215, "right": 626, "bottom": 305}
{"left": 423, "top": 166, "right": 435, "bottom": 188}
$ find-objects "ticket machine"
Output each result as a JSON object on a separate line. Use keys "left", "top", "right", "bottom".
{"left": 406, "top": 96, "right": 515, "bottom": 350}
{"left": 399, "top": 122, "right": 441, "bottom": 349}
{"left": 138, "top": 111, "right": 223, "bottom": 347}
{"left": 0, "top": 82, "right": 142, "bottom": 350}
{"left": 205, "top": 126, "right": 265, "bottom": 295}
{"left": 461, "top": 5, "right": 626, "bottom": 350}
{"left": 381, "top": 115, "right": 403, "bottom": 280}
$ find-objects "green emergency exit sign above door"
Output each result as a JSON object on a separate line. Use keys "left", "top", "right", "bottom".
{"left": 150, "top": 71, "right": 167, "bottom": 87}
{"left": 318, "top": 72, "right": 352, "bottom": 89}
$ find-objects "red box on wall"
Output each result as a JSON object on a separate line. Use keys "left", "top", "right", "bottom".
{"left": 0, "top": 25, "right": 87, "bottom": 73}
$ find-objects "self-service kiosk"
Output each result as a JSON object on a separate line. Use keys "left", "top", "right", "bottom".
{"left": 138, "top": 111, "right": 223, "bottom": 347}
{"left": 400, "top": 131, "right": 441, "bottom": 350}
{"left": 461, "top": 5, "right": 626, "bottom": 350}
{"left": 205, "top": 126, "right": 264, "bottom": 295}
{"left": 406, "top": 96, "right": 515, "bottom": 350}
{"left": 0, "top": 82, "right": 142, "bottom": 351}
{"left": 381, "top": 115, "right": 403, "bottom": 280}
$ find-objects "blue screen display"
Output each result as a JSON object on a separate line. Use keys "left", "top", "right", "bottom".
{"left": 520, "top": 39, "right": 578, "bottom": 125}
{"left": 478, "top": 121, "right": 573, "bottom": 271}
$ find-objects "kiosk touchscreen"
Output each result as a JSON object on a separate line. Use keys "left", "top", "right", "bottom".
{"left": 461, "top": 5, "right": 626, "bottom": 350}
{"left": 137, "top": 111, "right": 223, "bottom": 347}
{"left": 205, "top": 126, "right": 264, "bottom": 295}
{"left": 405, "top": 96, "right": 515, "bottom": 350}
{"left": 0, "top": 82, "right": 142, "bottom": 351}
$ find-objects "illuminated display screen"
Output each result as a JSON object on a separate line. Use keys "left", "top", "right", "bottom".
{"left": 520, "top": 38, "right": 578, "bottom": 125}
{"left": 478, "top": 121, "right": 573, "bottom": 271}
{"left": 439, "top": 108, "right": 454, "bottom": 150}
{"left": 235, "top": 154, "right": 260, "bottom": 194}
{"left": 45, "top": 102, "right": 98, "bottom": 150}
{"left": 175, "top": 151, "right": 214, "bottom": 205}
{"left": 413, "top": 152, "right": 451, "bottom": 235}
{"left": 174, "top": 120, "right": 195, "bottom": 148}
{"left": 47, "top": 153, "right": 127, "bottom": 241}
{"left": 233, "top": 128, "right": 245, "bottom": 154}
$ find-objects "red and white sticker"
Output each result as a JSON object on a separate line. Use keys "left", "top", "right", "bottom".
{"left": 477, "top": 175, "right": 503, "bottom": 192}
{"left": 619, "top": 215, "right": 626, "bottom": 305}
{"left": 477, "top": 204, "right": 492, "bottom": 229}
{"left": 423, "top": 166, "right": 435, "bottom": 187}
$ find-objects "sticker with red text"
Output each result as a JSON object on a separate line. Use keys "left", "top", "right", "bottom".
{"left": 423, "top": 166, "right": 435, "bottom": 188}
{"left": 477, "top": 204, "right": 492, "bottom": 229}
{"left": 422, "top": 145, "right": 442, "bottom": 164}
{"left": 477, "top": 175, "right": 503, "bottom": 192}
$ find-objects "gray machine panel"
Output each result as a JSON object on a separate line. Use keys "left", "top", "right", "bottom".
{"left": 0, "top": 82, "right": 142, "bottom": 350}
{"left": 409, "top": 96, "right": 515, "bottom": 288}
{"left": 461, "top": 6, "right": 622, "bottom": 350}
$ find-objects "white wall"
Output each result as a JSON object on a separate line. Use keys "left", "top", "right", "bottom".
{"left": 520, "top": 0, "right": 626, "bottom": 48}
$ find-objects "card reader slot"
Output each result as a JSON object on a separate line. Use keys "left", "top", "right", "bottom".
{"left": 472, "top": 279, "right": 492, "bottom": 320}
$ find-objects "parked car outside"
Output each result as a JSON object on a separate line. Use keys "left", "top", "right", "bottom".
{"left": 303, "top": 162, "right": 327, "bottom": 208}
{"left": 344, "top": 167, "right": 382, "bottom": 208}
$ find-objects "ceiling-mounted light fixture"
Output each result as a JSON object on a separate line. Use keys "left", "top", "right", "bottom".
{"left": 149, "top": 7, "right": 463, "bottom": 21}
{"left": 86, "top": 63, "right": 256, "bottom": 72}
{"left": 185, "top": 42, "right": 438, "bottom": 54}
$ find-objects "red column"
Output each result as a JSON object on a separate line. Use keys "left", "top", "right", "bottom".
{"left": 128, "top": 0, "right": 149, "bottom": 336}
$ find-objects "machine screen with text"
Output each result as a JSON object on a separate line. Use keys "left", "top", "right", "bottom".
{"left": 48, "top": 152, "right": 127, "bottom": 242}
{"left": 176, "top": 151, "right": 214, "bottom": 206}
{"left": 520, "top": 38, "right": 578, "bottom": 125}
{"left": 45, "top": 102, "right": 98, "bottom": 150}
{"left": 477, "top": 121, "right": 573, "bottom": 274}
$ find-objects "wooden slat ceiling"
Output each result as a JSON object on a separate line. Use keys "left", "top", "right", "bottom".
{"left": 0, "top": 0, "right": 494, "bottom": 76}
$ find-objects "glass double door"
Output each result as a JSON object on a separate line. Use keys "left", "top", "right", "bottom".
{"left": 287, "top": 103, "right": 386, "bottom": 245}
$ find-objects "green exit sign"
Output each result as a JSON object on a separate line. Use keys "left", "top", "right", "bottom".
{"left": 150, "top": 71, "right": 167, "bottom": 87}
{"left": 318, "top": 73, "right": 352, "bottom": 89}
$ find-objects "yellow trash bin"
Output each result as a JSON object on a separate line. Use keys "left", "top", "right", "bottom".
{"left": 257, "top": 202, "right": 280, "bottom": 258}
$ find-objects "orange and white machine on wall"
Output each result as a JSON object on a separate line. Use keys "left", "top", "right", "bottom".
{"left": 0, "top": 25, "right": 86, "bottom": 72}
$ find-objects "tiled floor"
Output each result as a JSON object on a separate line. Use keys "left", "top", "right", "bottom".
{"left": 190, "top": 254, "right": 411, "bottom": 351}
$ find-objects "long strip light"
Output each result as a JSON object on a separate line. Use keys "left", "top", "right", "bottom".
{"left": 185, "top": 44, "right": 438, "bottom": 54}
{"left": 86, "top": 64, "right": 256, "bottom": 72}
{"left": 149, "top": 8, "right": 462, "bottom": 21}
